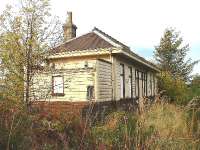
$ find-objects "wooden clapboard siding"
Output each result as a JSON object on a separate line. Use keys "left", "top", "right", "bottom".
{"left": 32, "top": 54, "right": 114, "bottom": 102}
{"left": 49, "top": 55, "right": 110, "bottom": 64}
{"left": 112, "top": 55, "right": 159, "bottom": 100}
{"left": 31, "top": 74, "right": 52, "bottom": 100}
{"left": 113, "top": 57, "right": 136, "bottom": 101}
{"left": 31, "top": 52, "right": 158, "bottom": 104}
{"left": 96, "top": 59, "right": 112, "bottom": 102}
{"left": 32, "top": 65, "right": 96, "bottom": 102}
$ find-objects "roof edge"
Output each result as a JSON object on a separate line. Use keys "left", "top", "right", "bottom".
{"left": 121, "top": 50, "right": 160, "bottom": 72}
{"left": 92, "top": 27, "right": 130, "bottom": 50}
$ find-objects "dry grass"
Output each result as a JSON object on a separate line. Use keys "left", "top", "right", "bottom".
{"left": 142, "top": 103, "right": 189, "bottom": 138}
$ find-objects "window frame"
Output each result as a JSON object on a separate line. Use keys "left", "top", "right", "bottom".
{"left": 150, "top": 74, "right": 152, "bottom": 96}
{"left": 135, "top": 69, "right": 139, "bottom": 98}
{"left": 120, "top": 64, "right": 125, "bottom": 99}
{"left": 52, "top": 75, "right": 65, "bottom": 96}
{"left": 87, "top": 85, "right": 94, "bottom": 100}
{"left": 128, "top": 66, "right": 133, "bottom": 98}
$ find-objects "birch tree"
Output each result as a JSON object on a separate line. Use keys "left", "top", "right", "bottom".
{"left": 0, "top": 0, "right": 63, "bottom": 106}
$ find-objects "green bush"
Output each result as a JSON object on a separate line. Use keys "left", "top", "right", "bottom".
{"left": 158, "top": 72, "right": 189, "bottom": 104}
{"left": 188, "top": 77, "right": 200, "bottom": 99}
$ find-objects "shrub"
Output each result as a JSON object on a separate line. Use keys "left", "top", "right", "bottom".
{"left": 1, "top": 98, "right": 200, "bottom": 149}
{"left": 158, "top": 72, "right": 189, "bottom": 104}
{"left": 92, "top": 102, "right": 200, "bottom": 149}
{"left": 186, "top": 96, "right": 200, "bottom": 136}
{"left": 0, "top": 100, "right": 32, "bottom": 150}
{"left": 92, "top": 111, "right": 156, "bottom": 149}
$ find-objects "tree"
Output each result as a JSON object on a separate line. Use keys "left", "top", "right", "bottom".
{"left": 154, "top": 28, "right": 199, "bottom": 81}
{"left": 0, "top": 0, "right": 62, "bottom": 106}
{"left": 158, "top": 71, "right": 188, "bottom": 103}
{"left": 191, "top": 74, "right": 200, "bottom": 88}
{"left": 188, "top": 74, "right": 200, "bottom": 98}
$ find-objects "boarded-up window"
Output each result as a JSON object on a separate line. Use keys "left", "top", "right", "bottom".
{"left": 128, "top": 67, "right": 133, "bottom": 98}
{"left": 87, "top": 86, "right": 94, "bottom": 100}
{"left": 150, "top": 74, "right": 152, "bottom": 96}
{"left": 142, "top": 72, "right": 147, "bottom": 96}
{"left": 149, "top": 73, "right": 156, "bottom": 96}
{"left": 120, "top": 64, "right": 125, "bottom": 99}
{"left": 153, "top": 74, "right": 155, "bottom": 96}
{"left": 52, "top": 76, "right": 64, "bottom": 96}
{"left": 135, "top": 69, "right": 139, "bottom": 98}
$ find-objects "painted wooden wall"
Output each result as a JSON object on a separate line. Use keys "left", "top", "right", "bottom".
{"left": 95, "top": 59, "right": 112, "bottom": 102}
{"left": 113, "top": 56, "right": 157, "bottom": 101}
{"left": 32, "top": 60, "right": 96, "bottom": 102}
{"left": 113, "top": 57, "right": 136, "bottom": 101}
{"left": 31, "top": 53, "right": 158, "bottom": 102}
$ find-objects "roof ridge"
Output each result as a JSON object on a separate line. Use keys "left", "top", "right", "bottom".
{"left": 92, "top": 27, "right": 130, "bottom": 49}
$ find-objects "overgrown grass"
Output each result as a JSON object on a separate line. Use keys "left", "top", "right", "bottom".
{"left": 1, "top": 98, "right": 200, "bottom": 149}
{"left": 91, "top": 102, "right": 200, "bottom": 149}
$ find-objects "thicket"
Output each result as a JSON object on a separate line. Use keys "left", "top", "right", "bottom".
{"left": 1, "top": 97, "right": 200, "bottom": 149}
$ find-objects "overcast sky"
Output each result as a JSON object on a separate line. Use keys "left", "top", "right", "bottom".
{"left": 1, "top": 0, "right": 200, "bottom": 74}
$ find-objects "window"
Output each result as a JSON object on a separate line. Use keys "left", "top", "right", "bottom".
{"left": 150, "top": 74, "right": 152, "bottom": 96}
{"left": 87, "top": 86, "right": 94, "bottom": 100}
{"left": 150, "top": 73, "right": 155, "bottom": 96}
{"left": 135, "top": 70, "right": 147, "bottom": 97}
{"left": 120, "top": 64, "right": 125, "bottom": 99}
{"left": 142, "top": 73, "right": 147, "bottom": 96}
{"left": 128, "top": 67, "right": 133, "bottom": 98}
{"left": 142, "top": 72, "right": 147, "bottom": 96}
{"left": 135, "top": 69, "right": 139, "bottom": 97}
{"left": 52, "top": 76, "right": 64, "bottom": 96}
{"left": 141, "top": 72, "right": 144, "bottom": 96}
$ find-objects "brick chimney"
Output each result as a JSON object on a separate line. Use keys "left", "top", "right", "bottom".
{"left": 63, "top": 12, "right": 77, "bottom": 42}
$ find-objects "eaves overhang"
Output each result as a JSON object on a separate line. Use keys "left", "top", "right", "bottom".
{"left": 112, "top": 48, "right": 160, "bottom": 72}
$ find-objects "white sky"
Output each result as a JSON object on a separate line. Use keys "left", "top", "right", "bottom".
{"left": 0, "top": 0, "right": 200, "bottom": 74}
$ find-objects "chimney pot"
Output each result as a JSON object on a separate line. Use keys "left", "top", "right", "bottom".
{"left": 67, "top": 12, "right": 72, "bottom": 24}
{"left": 63, "top": 12, "right": 77, "bottom": 42}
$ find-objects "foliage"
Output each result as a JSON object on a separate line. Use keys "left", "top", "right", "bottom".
{"left": 158, "top": 71, "right": 188, "bottom": 104}
{"left": 0, "top": 0, "right": 62, "bottom": 104}
{"left": 154, "top": 28, "right": 199, "bottom": 81}
{"left": 91, "top": 102, "right": 200, "bottom": 149}
{"left": 188, "top": 74, "right": 200, "bottom": 99}
{"left": 0, "top": 100, "right": 32, "bottom": 150}
{"left": 143, "top": 103, "right": 189, "bottom": 138}
{"left": 1, "top": 97, "right": 200, "bottom": 149}
{"left": 191, "top": 74, "right": 200, "bottom": 87}
{"left": 186, "top": 96, "right": 200, "bottom": 136}
{"left": 92, "top": 111, "right": 155, "bottom": 149}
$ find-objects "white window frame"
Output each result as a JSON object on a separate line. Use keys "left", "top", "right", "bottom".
{"left": 52, "top": 75, "right": 64, "bottom": 96}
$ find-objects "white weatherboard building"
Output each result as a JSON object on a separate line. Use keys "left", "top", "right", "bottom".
{"left": 32, "top": 12, "right": 159, "bottom": 104}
